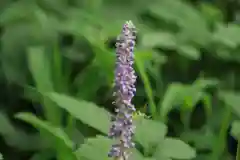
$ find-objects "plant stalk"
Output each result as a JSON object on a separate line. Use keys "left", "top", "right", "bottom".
{"left": 236, "top": 141, "right": 240, "bottom": 160}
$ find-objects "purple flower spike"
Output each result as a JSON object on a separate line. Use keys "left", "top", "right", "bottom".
{"left": 108, "top": 21, "right": 137, "bottom": 160}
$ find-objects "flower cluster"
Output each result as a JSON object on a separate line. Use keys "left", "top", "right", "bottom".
{"left": 108, "top": 21, "right": 137, "bottom": 160}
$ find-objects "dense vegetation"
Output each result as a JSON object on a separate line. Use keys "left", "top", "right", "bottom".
{"left": 0, "top": 0, "right": 240, "bottom": 159}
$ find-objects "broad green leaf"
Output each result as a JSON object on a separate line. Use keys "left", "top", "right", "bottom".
{"left": 219, "top": 91, "right": 240, "bottom": 117}
{"left": 15, "top": 112, "right": 77, "bottom": 160}
{"left": 48, "top": 92, "right": 166, "bottom": 148}
{"left": 15, "top": 112, "right": 73, "bottom": 148}
{"left": 48, "top": 93, "right": 111, "bottom": 134}
{"left": 150, "top": 155, "right": 171, "bottom": 160}
{"left": 154, "top": 138, "right": 196, "bottom": 159}
{"left": 75, "top": 135, "right": 144, "bottom": 160}
{"left": 213, "top": 24, "right": 240, "bottom": 48}
{"left": 135, "top": 118, "right": 167, "bottom": 151}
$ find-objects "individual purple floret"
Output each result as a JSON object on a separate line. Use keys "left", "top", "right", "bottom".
{"left": 108, "top": 21, "right": 137, "bottom": 160}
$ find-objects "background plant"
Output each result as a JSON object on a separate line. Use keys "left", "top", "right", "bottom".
{"left": 0, "top": 0, "right": 240, "bottom": 160}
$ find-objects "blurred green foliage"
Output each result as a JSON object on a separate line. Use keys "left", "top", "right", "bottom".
{"left": 0, "top": 0, "right": 240, "bottom": 159}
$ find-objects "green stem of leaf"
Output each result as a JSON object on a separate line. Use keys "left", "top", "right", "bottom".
{"left": 236, "top": 141, "right": 240, "bottom": 160}
{"left": 210, "top": 108, "right": 231, "bottom": 160}
{"left": 135, "top": 54, "right": 157, "bottom": 119}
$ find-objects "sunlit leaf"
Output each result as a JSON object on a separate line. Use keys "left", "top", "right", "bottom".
{"left": 154, "top": 138, "right": 196, "bottom": 159}
{"left": 135, "top": 118, "right": 167, "bottom": 151}
{"left": 15, "top": 112, "right": 77, "bottom": 160}
{"left": 15, "top": 113, "right": 73, "bottom": 147}
{"left": 75, "top": 135, "right": 144, "bottom": 160}
{"left": 141, "top": 32, "right": 177, "bottom": 49}
{"left": 213, "top": 24, "right": 240, "bottom": 48}
{"left": 48, "top": 93, "right": 111, "bottom": 134}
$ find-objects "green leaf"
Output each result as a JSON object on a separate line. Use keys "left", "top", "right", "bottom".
{"left": 135, "top": 51, "right": 156, "bottom": 118}
{"left": 219, "top": 91, "right": 240, "bottom": 117}
{"left": 15, "top": 112, "right": 77, "bottom": 160}
{"left": 1, "top": 24, "right": 30, "bottom": 84}
{"left": 200, "top": 3, "right": 223, "bottom": 23}
{"left": 5, "top": 130, "right": 46, "bottom": 151}
{"left": 15, "top": 112, "right": 73, "bottom": 147}
{"left": 27, "top": 46, "right": 61, "bottom": 125}
{"left": 141, "top": 32, "right": 177, "bottom": 49}
{"left": 48, "top": 93, "right": 111, "bottom": 134}
{"left": 154, "top": 138, "right": 196, "bottom": 159}
{"left": 183, "top": 78, "right": 218, "bottom": 110}
{"left": 48, "top": 92, "right": 167, "bottom": 148}
{"left": 213, "top": 24, "right": 240, "bottom": 48}
{"left": 148, "top": 0, "right": 211, "bottom": 46}
{"left": 177, "top": 45, "right": 200, "bottom": 60}
{"left": 0, "top": 111, "right": 15, "bottom": 135}
{"left": 75, "top": 135, "right": 144, "bottom": 160}
{"left": 27, "top": 47, "right": 53, "bottom": 93}
{"left": 181, "top": 129, "right": 216, "bottom": 150}
{"left": 92, "top": 45, "right": 115, "bottom": 84}
{"left": 159, "top": 83, "right": 185, "bottom": 120}
{"left": 30, "top": 150, "right": 54, "bottom": 160}
{"left": 0, "top": 111, "right": 44, "bottom": 151}
{"left": 135, "top": 118, "right": 167, "bottom": 151}
{"left": 52, "top": 46, "right": 67, "bottom": 93}
{"left": 159, "top": 79, "right": 218, "bottom": 121}
{"left": 0, "top": 1, "right": 36, "bottom": 24}
{"left": 74, "top": 64, "right": 105, "bottom": 101}
{"left": 230, "top": 120, "right": 240, "bottom": 139}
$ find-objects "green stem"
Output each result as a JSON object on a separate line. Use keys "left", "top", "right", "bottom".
{"left": 236, "top": 141, "right": 240, "bottom": 160}
{"left": 210, "top": 108, "right": 231, "bottom": 160}
{"left": 211, "top": 71, "right": 234, "bottom": 160}
{"left": 135, "top": 55, "right": 157, "bottom": 119}
{"left": 66, "top": 114, "right": 75, "bottom": 137}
